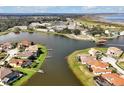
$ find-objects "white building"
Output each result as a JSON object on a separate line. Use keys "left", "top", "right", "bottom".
{"left": 120, "top": 31, "right": 124, "bottom": 36}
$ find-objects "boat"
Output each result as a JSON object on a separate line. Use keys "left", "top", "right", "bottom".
{"left": 95, "top": 39, "right": 107, "bottom": 46}
{"left": 14, "top": 31, "right": 20, "bottom": 34}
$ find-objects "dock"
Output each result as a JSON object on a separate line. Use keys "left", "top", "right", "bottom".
{"left": 46, "top": 56, "right": 52, "bottom": 59}
{"left": 37, "top": 69, "right": 44, "bottom": 74}
{"left": 107, "top": 44, "right": 124, "bottom": 47}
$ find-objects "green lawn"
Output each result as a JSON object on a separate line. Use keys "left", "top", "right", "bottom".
{"left": 117, "top": 61, "right": 124, "bottom": 70}
{"left": 12, "top": 44, "right": 48, "bottom": 86}
{"left": 67, "top": 47, "right": 108, "bottom": 86}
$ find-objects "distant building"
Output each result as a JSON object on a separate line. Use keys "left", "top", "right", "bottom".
{"left": 53, "top": 21, "right": 67, "bottom": 31}
{"left": 120, "top": 31, "right": 124, "bottom": 36}
{"left": 36, "top": 28, "right": 48, "bottom": 32}
{"left": 68, "top": 22, "right": 76, "bottom": 30}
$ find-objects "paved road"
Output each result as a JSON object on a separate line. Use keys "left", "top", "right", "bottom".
{"left": 6, "top": 48, "right": 18, "bottom": 61}
{"left": 109, "top": 61, "right": 124, "bottom": 75}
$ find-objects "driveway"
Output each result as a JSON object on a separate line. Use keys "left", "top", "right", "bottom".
{"left": 102, "top": 56, "right": 124, "bottom": 75}
{"left": 6, "top": 48, "right": 19, "bottom": 61}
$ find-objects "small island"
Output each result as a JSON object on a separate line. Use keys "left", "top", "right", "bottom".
{"left": 67, "top": 47, "right": 124, "bottom": 86}
{"left": 0, "top": 39, "right": 47, "bottom": 86}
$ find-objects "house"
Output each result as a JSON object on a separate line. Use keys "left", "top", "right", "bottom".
{"left": 19, "top": 39, "right": 31, "bottom": 47}
{"left": 88, "top": 48, "right": 101, "bottom": 56}
{"left": 101, "top": 73, "right": 124, "bottom": 86}
{"left": 91, "top": 67, "right": 112, "bottom": 75}
{"left": 9, "top": 58, "right": 32, "bottom": 67}
{"left": 0, "top": 67, "right": 12, "bottom": 81}
{"left": 79, "top": 54, "right": 109, "bottom": 69}
{"left": 79, "top": 54, "right": 95, "bottom": 64}
{"left": 2, "top": 71, "right": 24, "bottom": 85}
{"left": 25, "top": 45, "right": 38, "bottom": 53}
{"left": 9, "top": 58, "right": 25, "bottom": 67}
{"left": 87, "top": 60, "right": 109, "bottom": 70}
{"left": 16, "top": 51, "right": 33, "bottom": 58}
{"left": 106, "top": 47, "right": 123, "bottom": 57}
{"left": 0, "top": 42, "right": 13, "bottom": 51}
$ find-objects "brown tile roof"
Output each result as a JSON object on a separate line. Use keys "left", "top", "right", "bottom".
{"left": 25, "top": 45, "right": 38, "bottom": 52}
{"left": 21, "top": 39, "right": 31, "bottom": 47}
{"left": 0, "top": 67, "right": 12, "bottom": 79}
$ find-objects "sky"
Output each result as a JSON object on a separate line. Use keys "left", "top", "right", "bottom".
{"left": 1, "top": 6, "right": 124, "bottom": 13}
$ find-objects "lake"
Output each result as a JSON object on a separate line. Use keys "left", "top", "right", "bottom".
{"left": 0, "top": 32, "right": 124, "bottom": 85}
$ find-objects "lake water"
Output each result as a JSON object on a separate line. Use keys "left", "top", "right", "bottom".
{"left": 0, "top": 32, "right": 124, "bottom": 86}
{"left": 104, "top": 14, "right": 124, "bottom": 23}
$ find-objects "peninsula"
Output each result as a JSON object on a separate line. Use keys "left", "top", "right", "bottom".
{"left": 67, "top": 47, "right": 124, "bottom": 86}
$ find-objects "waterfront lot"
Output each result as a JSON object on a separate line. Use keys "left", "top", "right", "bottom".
{"left": 67, "top": 48, "right": 97, "bottom": 86}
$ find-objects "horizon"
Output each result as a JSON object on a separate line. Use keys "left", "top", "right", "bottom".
{"left": 1, "top": 6, "right": 124, "bottom": 14}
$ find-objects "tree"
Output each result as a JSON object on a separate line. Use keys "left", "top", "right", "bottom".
{"left": 73, "top": 29, "right": 81, "bottom": 35}
{"left": 14, "top": 27, "right": 21, "bottom": 32}
{"left": 62, "top": 28, "right": 72, "bottom": 34}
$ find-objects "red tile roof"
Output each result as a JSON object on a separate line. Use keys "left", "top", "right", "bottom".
{"left": 91, "top": 67, "right": 111, "bottom": 73}
{"left": 10, "top": 58, "right": 25, "bottom": 66}
{"left": 102, "top": 73, "right": 124, "bottom": 86}
{"left": 80, "top": 54, "right": 109, "bottom": 69}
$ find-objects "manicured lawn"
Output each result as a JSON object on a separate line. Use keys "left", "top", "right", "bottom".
{"left": 117, "top": 62, "right": 124, "bottom": 70}
{"left": 12, "top": 44, "right": 47, "bottom": 86}
{"left": 67, "top": 47, "right": 108, "bottom": 86}
{"left": 12, "top": 68, "right": 36, "bottom": 86}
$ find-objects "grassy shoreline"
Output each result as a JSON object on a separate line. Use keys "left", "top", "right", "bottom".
{"left": 67, "top": 48, "right": 96, "bottom": 86}
{"left": 12, "top": 44, "right": 48, "bottom": 86}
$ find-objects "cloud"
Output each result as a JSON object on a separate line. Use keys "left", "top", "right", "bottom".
{"left": 82, "top": 6, "right": 96, "bottom": 10}
{"left": 9, "top": 6, "right": 50, "bottom": 13}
